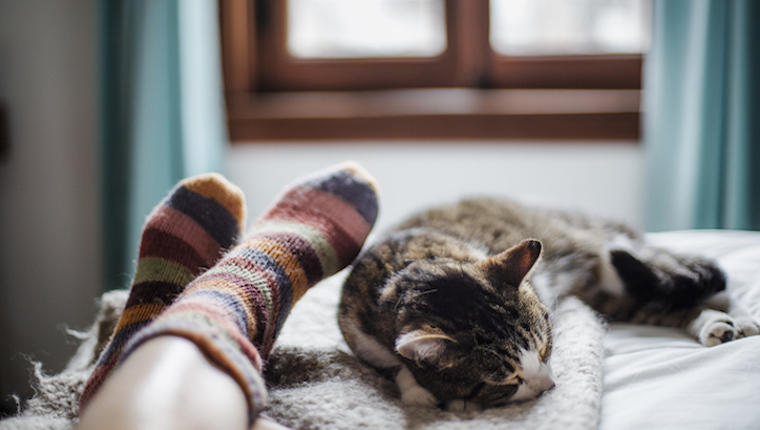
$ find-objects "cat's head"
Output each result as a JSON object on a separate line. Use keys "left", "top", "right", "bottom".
{"left": 390, "top": 239, "right": 554, "bottom": 409}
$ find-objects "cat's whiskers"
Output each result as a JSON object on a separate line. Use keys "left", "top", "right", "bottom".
{"left": 477, "top": 345, "right": 504, "bottom": 360}
{"left": 485, "top": 369, "right": 505, "bottom": 383}
{"left": 395, "top": 288, "right": 440, "bottom": 311}
{"left": 416, "top": 288, "right": 438, "bottom": 297}
{"left": 477, "top": 345, "right": 515, "bottom": 372}
{"left": 394, "top": 295, "right": 403, "bottom": 312}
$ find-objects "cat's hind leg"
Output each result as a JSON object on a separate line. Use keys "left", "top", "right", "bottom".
{"left": 608, "top": 247, "right": 760, "bottom": 346}
{"left": 340, "top": 322, "right": 401, "bottom": 369}
{"left": 609, "top": 248, "right": 726, "bottom": 310}
{"left": 340, "top": 314, "right": 441, "bottom": 407}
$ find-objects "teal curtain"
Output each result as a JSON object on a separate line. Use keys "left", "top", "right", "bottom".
{"left": 100, "top": 0, "right": 227, "bottom": 290}
{"left": 644, "top": 0, "right": 760, "bottom": 231}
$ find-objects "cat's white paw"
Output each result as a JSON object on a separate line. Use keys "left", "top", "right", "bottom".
{"left": 396, "top": 366, "right": 439, "bottom": 407}
{"left": 701, "top": 321, "right": 735, "bottom": 347}
{"left": 734, "top": 317, "right": 760, "bottom": 339}
{"left": 694, "top": 310, "right": 738, "bottom": 347}
{"left": 401, "top": 385, "right": 438, "bottom": 407}
{"left": 692, "top": 310, "right": 760, "bottom": 346}
{"left": 447, "top": 399, "right": 481, "bottom": 413}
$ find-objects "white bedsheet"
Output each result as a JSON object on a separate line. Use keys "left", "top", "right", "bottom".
{"left": 601, "top": 230, "right": 760, "bottom": 430}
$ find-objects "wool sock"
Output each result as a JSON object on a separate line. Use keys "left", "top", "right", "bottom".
{"left": 116, "top": 161, "right": 379, "bottom": 426}
{"left": 79, "top": 173, "right": 246, "bottom": 410}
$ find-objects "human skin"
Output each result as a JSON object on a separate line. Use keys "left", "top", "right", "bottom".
{"left": 77, "top": 336, "right": 290, "bottom": 430}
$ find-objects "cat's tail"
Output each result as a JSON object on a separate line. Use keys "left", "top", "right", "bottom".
{"left": 609, "top": 248, "right": 726, "bottom": 311}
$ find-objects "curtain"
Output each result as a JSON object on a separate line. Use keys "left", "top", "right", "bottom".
{"left": 100, "top": 0, "right": 227, "bottom": 290}
{"left": 644, "top": 0, "right": 760, "bottom": 232}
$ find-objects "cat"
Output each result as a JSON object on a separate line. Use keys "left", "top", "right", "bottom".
{"left": 338, "top": 197, "right": 760, "bottom": 412}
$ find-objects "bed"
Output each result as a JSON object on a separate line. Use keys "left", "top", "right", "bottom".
{"left": 3, "top": 230, "right": 759, "bottom": 430}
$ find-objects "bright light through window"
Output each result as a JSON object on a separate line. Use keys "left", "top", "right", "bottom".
{"left": 490, "top": 0, "right": 651, "bottom": 56}
{"left": 287, "top": 0, "right": 447, "bottom": 59}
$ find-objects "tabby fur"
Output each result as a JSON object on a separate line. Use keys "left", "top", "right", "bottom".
{"left": 338, "top": 197, "right": 759, "bottom": 411}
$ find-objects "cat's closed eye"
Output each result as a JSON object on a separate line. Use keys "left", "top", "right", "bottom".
{"left": 539, "top": 343, "right": 551, "bottom": 363}
{"left": 503, "top": 373, "right": 523, "bottom": 386}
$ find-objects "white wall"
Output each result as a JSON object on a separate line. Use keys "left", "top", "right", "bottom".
{"left": 227, "top": 141, "right": 644, "bottom": 237}
{"left": 0, "top": 0, "right": 100, "bottom": 413}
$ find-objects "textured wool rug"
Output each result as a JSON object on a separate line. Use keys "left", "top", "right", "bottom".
{"left": 0, "top": 271, "right": 605, "bottom": 430}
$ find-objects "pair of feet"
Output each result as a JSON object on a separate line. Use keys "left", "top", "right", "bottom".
{"left": 79, "top": 162, "right": 379, "bottom": 426}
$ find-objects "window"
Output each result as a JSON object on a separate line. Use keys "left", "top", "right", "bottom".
{"left": 219, "top": 0, "right": 650, "bottom": 141}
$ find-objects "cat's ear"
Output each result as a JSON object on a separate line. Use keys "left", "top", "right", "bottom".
{"left": 480, "top": 239, "right": 542, "bottom": 288}
{"left": 395, "top": 329, "right": 457, "bottom": 367}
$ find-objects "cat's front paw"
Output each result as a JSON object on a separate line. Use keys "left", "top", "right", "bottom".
{"left": 701, "top": 319, "right": 735, "bottom": 347}
{"left": 693, "top": 310, "right": 738, "bottom": 346}
{"left": 401, "top": 385, "right": 438, "bottom": 408}
{"left": 447, "top": 399, "right": 482, "bottom": 413}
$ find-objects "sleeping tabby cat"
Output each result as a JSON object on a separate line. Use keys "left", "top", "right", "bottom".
{"left": 338, "top": 197, "right": 759, "bottom": 411}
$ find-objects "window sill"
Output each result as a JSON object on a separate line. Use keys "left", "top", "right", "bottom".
{"left": 226, "top": 89, "right": 640, "bottom": 142}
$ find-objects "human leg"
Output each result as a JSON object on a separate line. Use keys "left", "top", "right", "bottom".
{"left": 79, "top": 173, "right": 246, "bottom": 409}
{"left": 78, "top": 162, "right": 379, "bottom": 428}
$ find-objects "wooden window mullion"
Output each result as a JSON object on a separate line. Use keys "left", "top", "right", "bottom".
{"left": 219, "top": 0, "right": 255, "bottom": 94}
{"left": 449, "top": 0, "right": 491, "bottom": 87}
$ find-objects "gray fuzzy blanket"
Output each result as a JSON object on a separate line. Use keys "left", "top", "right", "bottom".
{"left": 0, "top": 290, "right": 125, "bottom": 430}
{"left": 0, "top": 272, "right": 605, "bottom": 430}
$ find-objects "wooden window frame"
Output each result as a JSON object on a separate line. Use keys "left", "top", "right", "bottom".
{"left": 219, "top": 0, "right": 642, "bottom": 141}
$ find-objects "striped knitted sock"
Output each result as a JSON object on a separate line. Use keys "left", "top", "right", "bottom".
{"left": 79, "top": 173, "right": 246, "bottom": 410}
{"left": 118, "top": 161, "right": 379, "bottom": 426}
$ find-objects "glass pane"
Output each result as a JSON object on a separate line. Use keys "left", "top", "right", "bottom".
{"left": 288, "top": 0, "right": 446, "bottom": 59}
{"left": 490, "top": 0, "right": 651, "bottom": 56}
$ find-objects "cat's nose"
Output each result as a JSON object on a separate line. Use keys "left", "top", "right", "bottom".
{"left": 513, "top": 351, "right": 556, "bottom": 401}
{"left": 524, "top": 364, "right": 555, "bottom": 397}
{"left": 537, "top": 375, "right": 555, "bottom": 393}
{"left": 511, "top": 367, "right": 556, "bottom": 402}
{"left": 534, "top": 363, "right": 555, "bottom": 393}
{"left": 531, "top": 370, "right": 555, "bottom": 394}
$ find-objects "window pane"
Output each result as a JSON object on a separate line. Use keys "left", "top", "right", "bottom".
{"left": 490, "top": 0, "right": 651, "bottom": 56}
{"left": 287, "top": 0, "right": 446, "bottom": 59}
